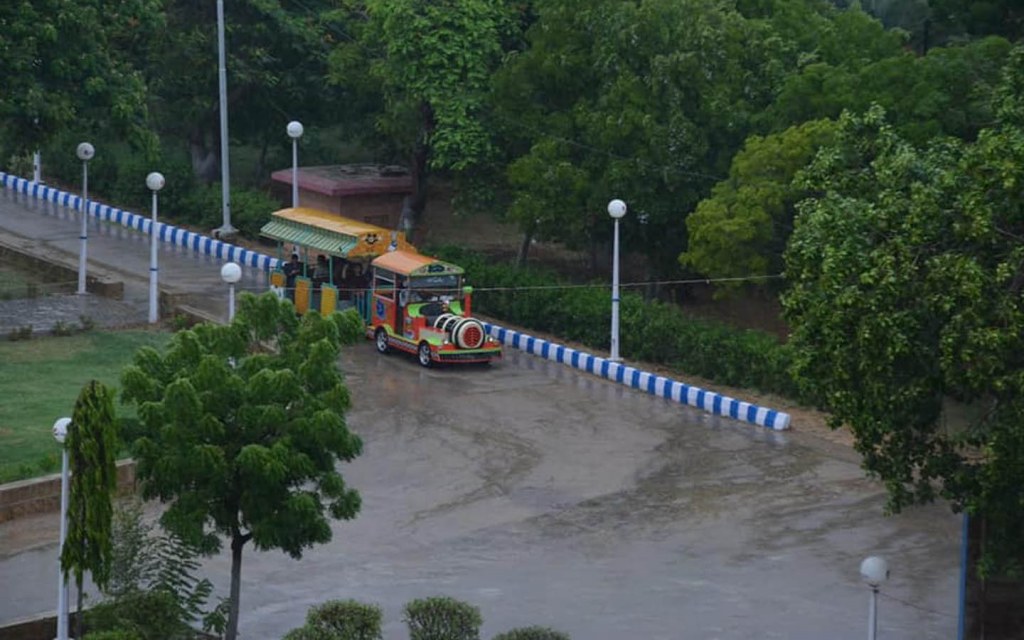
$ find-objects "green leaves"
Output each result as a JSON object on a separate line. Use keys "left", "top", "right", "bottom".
{"left": 120, "top": 292, "right": 363, "bottom": 637}
{"left": 783, "top": 75, "right": 1024, "bottom": 574}
{"left": 62, "top": 380, "right": 119, "bottom": 591}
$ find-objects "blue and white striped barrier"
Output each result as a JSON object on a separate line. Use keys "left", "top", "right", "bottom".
{"left": 483, "top": 322, "right": 791, "bottom": 431}
{"left": 0, "top": 172, "right": 280, "bottom": 271}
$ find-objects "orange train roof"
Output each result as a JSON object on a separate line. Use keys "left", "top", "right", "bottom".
{"left": 371, "top": 250, "right": 464, "bottom": 276}
{"left": 272, "top": 207, "right": 394, "bottom": 236}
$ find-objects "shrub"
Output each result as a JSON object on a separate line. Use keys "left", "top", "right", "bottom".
{"left": 404, "top": 596, "right": 482, "bottom": 640}
{"left": 85, "top": 590, "right": 193, "bottom": 640}
{"left": 302, "top": 599, "right": 383, "bottom": 640}
{"left": 83, "top": 630, "right": 144, "bottom": 640}
{"left": 492, "top": 627, "right": 571, "bottom": 640}
{"left": 282, "top": 626, "right": 336, "bottom": 640}
{"left": 79, "top": 315, "right": 97, "bottom": 331}
{"left": 53, "top": 319, "right": 77, "bottom": 336}
{"left": 7, "top": 325, "right": 33, "bottom": 341}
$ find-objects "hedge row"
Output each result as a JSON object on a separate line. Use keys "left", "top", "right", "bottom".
{"left": 432, "top": 245, "right": 811, "bottom": 404}
{"left": 283, "top": 596, "right": 569, "bottom": 640}
{"left": 36, "top": 133, "right": 279, "bottom": 239}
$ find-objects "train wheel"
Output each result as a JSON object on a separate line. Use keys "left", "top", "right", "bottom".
{"left": 375, "top": 328, "right": 390, "bottom": 354}
{"left": 418, "top": 342, "right": 433, "bottom": 368}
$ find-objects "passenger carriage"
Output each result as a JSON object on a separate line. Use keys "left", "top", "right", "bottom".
{"left": 261, "top": 207, "right": 501, "bottom": 367}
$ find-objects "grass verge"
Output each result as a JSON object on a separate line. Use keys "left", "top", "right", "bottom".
{"left": 0, "top": 329, "right": 171, "bottom": 484}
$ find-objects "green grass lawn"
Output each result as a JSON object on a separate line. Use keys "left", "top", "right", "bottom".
{"left": 0, "top": 329, "right": 172, "bottom": 484}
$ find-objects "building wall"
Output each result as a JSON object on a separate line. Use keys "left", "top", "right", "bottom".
{"left": 271, "top": 185, "right": 404, "bottom": 229}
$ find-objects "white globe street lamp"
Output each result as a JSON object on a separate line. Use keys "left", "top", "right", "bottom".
{"left": 607, "top": 198, "right": 627, "bottom": 362}
{"left": 287, "top": 121, "right": 304, "bottom": 208}
{"left": 75, "top": 143, "right": 95, "bottom": 295}
{"left": 221, "top": 262, "right": 242, "bottom": 321}
{"left": 860, "top": 556, "right": 890, "bottom": 640}
{"left": 146, "top": 172, "right": 165, "bottom": 324}
{"left": 52, "top": 417, "right": 72, "bottom": 640}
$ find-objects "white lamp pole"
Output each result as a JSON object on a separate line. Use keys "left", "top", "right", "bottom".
{"left": 146, "top": 172, "right": 165, "bottom": 324}
{"left": 860, "top": 556, "right": 890, "bottom": 640}
{"left": 52, "top": 417, "right": 72, "bottom": 640}
{"left": 287, "top": 121, "right": 304, "bottom": 208}
{"left": 75, "top": 143, "right": 94, "bottom": 295}
{"left": 215, "top": 0, "right": 235, "bottom": 237}
{"left": 221, "top": 262, "right": 242, "bottom": 321}
{"left": 607, "top": 199, "right": 627, "bottom": 362}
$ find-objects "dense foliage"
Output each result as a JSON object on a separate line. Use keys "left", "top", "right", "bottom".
{"left": 783, "top": 50, "right": 1024, "bottom": 574}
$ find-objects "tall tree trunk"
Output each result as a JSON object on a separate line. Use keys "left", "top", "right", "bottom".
{"left": 516, "top": 222, "right": 536, "bottom": 268}
{"left": 406, "top": 101, "right": 436, "bottom": 240}
{"left": 254, "top": 128, "right": 270, "bottom": 186}
{"left": 224, "top": 532, "right": 248, "bottom": 640}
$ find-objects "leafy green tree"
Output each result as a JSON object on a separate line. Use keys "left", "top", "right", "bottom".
{"left": 766, "top": 35, "right": 1012, "bottom": 144}
{"left": 62, "top": 380, "right": 119, "bottom": 639}
{"left": 120, "top": 293, "right": 364, "bottom": 640}
{"left": 681, "top": 119, "right": 837, "bottom": 289}
{"left": 145, "top": 0, "right": 349, "bottom": 180}
{"left": 928, "top": 0, "right": 1024, "bottom": 40}
{"left": 0, "top": 0, "right": 161, "bottom": 157}
{"left": 493, "top": 0, "right": 801, "bottom": 273}
{"left": 783, "top": 56, "right": 1024, "bottom": 576}
{"left": 333, "top": 0, "right": 514, "bottom": 229}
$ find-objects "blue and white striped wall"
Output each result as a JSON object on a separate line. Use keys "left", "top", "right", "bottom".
{"left": 0, "top": 172, "right": 280, "bottom": 271}
{"left": 483, "top": 323, "right": 792, "bottom": 431}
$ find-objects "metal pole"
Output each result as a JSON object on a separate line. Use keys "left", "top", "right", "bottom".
{"left": 228, "top": 283, "right": 236, "bottom": 321}
{"left": 868, "top": 586, "right": 878, "bottom": 640}
{"left": 610, "top": 217, "right": 621, "bottom": 361}
{"left": 77, "top": 162, "right": 88, "bottom": 295}
{"left": 149, "top": 191, "right": 159, "bottom": 324}
{"left": 291, "top": 137, "right": 299, "bottom": 208}
{"left": 33, "top": 150, "right": 41, "bottom": 183}
{"left": 56, "top": 448, "right": 69, "bottom": 640}
{"left": 216, "top": 0, "right": 235, "bottom": 235}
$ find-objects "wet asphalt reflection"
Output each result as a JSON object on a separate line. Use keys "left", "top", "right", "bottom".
{"left": 209, "top": 347, "right": 959, "bottom": 640}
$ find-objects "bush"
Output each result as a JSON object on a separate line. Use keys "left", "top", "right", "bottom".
{"left": 300, "top": 599, "right": 383, "bottom": 640}
{"left": 404, "top": 596, "right": 482, "bottom": 640}
{"left": 84, "top": 630, "right": 144, "bottom": 640}
{"left": 7, "top": 325, "right": 32, "bottom": 341}
{"left": 282, "top": 626, "right": 336, "bottom": 640}
{"left": 492, "top": 627, "right": 570, "bottom": 640}
{"left": 53, "top": 319, "right": 77, "bottom": 336}
{"left": 85, "top": 590, "right": 193, "bottom": 640}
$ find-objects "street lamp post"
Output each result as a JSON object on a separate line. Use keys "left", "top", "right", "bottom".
{"left": 607, "top": 199, "right": 627, "bottom": 362}
{"left": 221, "top": 262, "right": 242, "bottom": 321}
{"left": 52, "top": 417, "right": 72, "bottom": 640}
{"left": 75, "top": 143, "right": 94, "bottom": 295}
{"left": 146, "top": 172, "right": 165, "bottom": 324}
{"left": 860, "top": 556, "right": 890, "bottom": 640}
{"left": 215, "top": 0, "right": 235, "bottom": 237}
{"left": 287, "top": 121, "right": 304, "bottom": 208}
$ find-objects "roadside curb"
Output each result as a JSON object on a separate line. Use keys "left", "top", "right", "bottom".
{"left": 484, "top": 322, "right": 791, "bottom": 431}
{"left": 0, "top": 172, "right": 279, "bottom": 272}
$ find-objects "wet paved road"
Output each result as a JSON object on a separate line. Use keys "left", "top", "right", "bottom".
{"left": 0, "top": 186, "right": 960, "bottom": 639}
